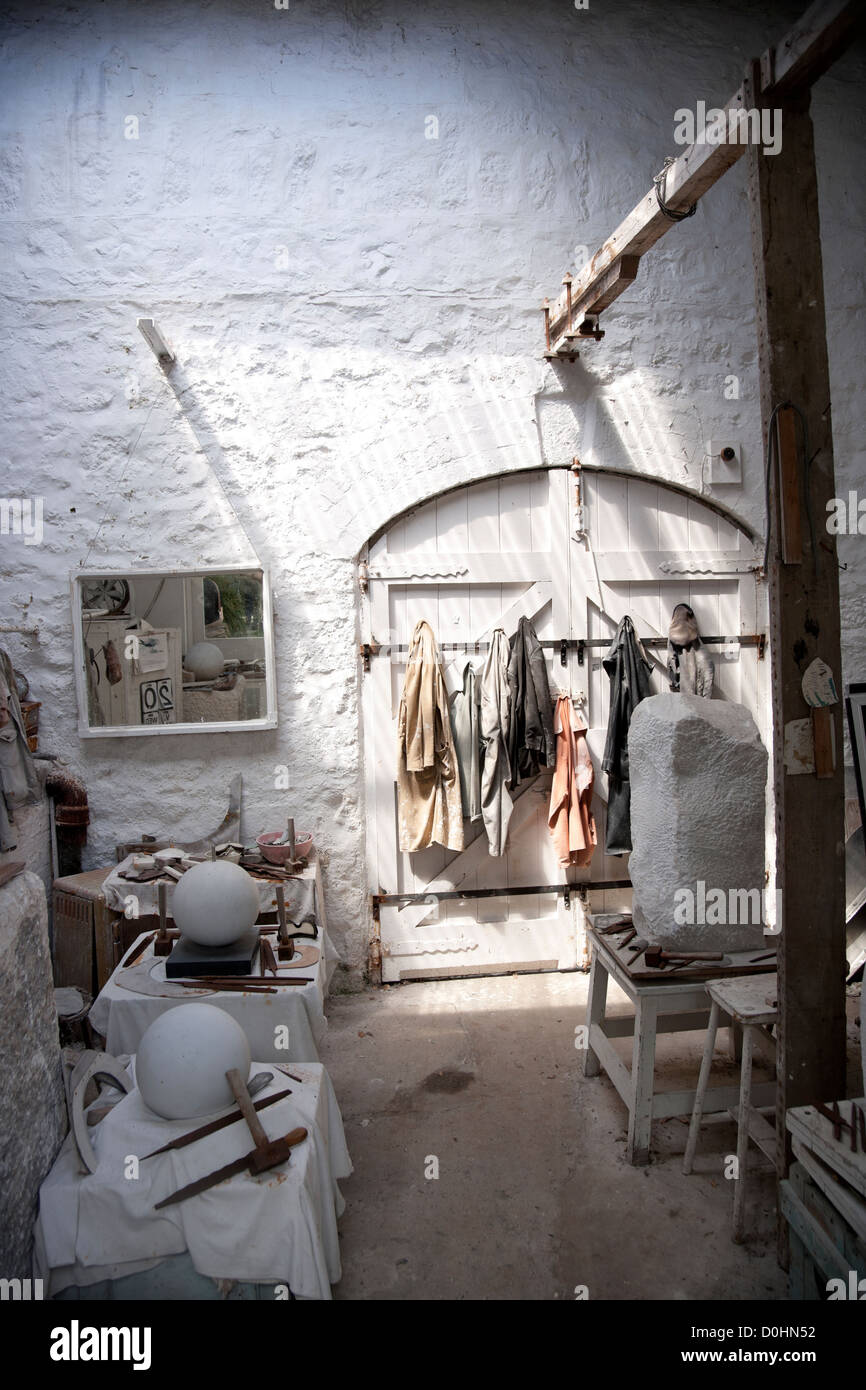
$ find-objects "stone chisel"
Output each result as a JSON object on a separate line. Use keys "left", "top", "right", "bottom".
{"left": 154, "top": 1071, "right": 307, "bottom": 1210}
{"left": 141, "top": 1087, "right": 291, "bottom": 1161}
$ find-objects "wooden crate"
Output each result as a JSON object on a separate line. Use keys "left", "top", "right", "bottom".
{"left": 52, "top": 868, "right": 121, "bottom": 993}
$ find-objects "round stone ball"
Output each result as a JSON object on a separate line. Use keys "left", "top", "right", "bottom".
{"left": 136, "top": 1003, "right": 251, "bottom": 1119}
{"left": 185, "top": 641, "right": 224, "bottom": 679}
{"left": 171, "top": 860, "right": 260, "bottom": 947}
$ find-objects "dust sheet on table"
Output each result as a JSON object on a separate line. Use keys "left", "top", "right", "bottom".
{"left": 35, "top": 1062, "right": 353, "bottom": 1300}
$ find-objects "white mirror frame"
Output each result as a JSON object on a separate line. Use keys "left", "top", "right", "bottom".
{"left": 71, "top": 565, "right": 278, "bottom": 738}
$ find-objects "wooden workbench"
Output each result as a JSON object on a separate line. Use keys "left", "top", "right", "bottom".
{"left": 584, "top": 918, "right": 777, "bottom": 1164}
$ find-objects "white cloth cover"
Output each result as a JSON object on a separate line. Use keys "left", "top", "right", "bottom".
{"left": 88, "top": 935, "right": 327, "bottom": 1062}
{"left": 35, "top": 1062, "right": 352, "bottom": 1300}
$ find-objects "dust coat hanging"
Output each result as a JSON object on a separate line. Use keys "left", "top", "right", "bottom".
{"left": 479, "top": 628, "right": 513, "bottom": 857}
{"left": 548, "top": 697, "right": 597, "bottom": 868}
{"left": 449, "top": 663, "right": 482, "bottom": 822}
{"left": 601, "top": 616, "right": 652, "bottom": 856}
{"left": 506, "top": 616, "right": 556, "bottom": 787}
{"left": 396, "top": 620, "right": 465, "bottom": 854}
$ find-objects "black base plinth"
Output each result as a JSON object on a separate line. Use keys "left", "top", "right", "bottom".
{"left": 165, "top": 925, "right": 260, "bottom": 978}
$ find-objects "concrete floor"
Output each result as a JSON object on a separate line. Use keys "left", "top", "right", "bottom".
{"left": 320, "top": 971, "right": 805, "bottom": 1301}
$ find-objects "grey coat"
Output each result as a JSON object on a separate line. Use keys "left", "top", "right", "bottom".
{"left": 601, "top": 617, "right": 653, "bottom": 856}
{"left": 479, "top": 629, "right": 513, "bottom": 857}
{"left": 450, "top": 663, "right": 482, "bottom": 822}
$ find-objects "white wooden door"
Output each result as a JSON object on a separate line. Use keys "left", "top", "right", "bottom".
{"left": 360, "top": 467, "right": 764, "bottom": 982}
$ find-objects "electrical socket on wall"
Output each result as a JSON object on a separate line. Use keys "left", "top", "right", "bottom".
{"left": 706, "top": 440, "right": 742, "bottom": 484}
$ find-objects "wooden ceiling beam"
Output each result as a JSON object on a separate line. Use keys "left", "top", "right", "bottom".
{"left": 544, "top": 0, "right": 862, "bottom": 354}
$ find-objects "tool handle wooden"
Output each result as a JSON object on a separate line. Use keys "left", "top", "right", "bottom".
{"left": 275, "top": 884, "right": 288, "bottom": 943}
{"left": 226, "top": 1068, "right": 269, "bottom": 1150}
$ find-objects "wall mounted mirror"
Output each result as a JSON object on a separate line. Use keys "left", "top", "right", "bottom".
{"left": 71, "top": 567, "right": 277, "bottom": 737}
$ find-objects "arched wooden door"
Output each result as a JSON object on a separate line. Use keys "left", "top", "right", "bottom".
{"left": 359, "top": 467, "right": 765, "bottom": 982}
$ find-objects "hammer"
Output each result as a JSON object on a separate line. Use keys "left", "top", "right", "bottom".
{"left": 643, "top": 945, "right": 723, "bottom": 969}
{"left": 227, "top": 1068, "right": 307, "bottom": 1175}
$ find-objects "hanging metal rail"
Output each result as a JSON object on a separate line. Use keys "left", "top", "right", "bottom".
{"left": 371, "top": 879, "right": 634, "bottom": 916}
{"left": 360, "top": 632, "right": 765, "bottom": 671}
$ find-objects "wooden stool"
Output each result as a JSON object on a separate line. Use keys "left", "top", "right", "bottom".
{"left": 683, "top": 973, "right": 778, "bottom": 1242}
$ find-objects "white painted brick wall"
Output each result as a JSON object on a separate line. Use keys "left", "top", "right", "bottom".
{"left": 0, "top": 0, "right": 863, "bottom": 983}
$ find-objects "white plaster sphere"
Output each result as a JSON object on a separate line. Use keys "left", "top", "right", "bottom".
{"left": 171, "top": 859, "right": 260, "bottom": 946}
{"left": 185, "top": 641, "right": 224, "bottom": 678}
{"left": 136, "top": 1003, "right": 251, "bottom": 1119}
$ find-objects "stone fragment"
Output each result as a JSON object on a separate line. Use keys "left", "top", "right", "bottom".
{"left": 628, "top": 694, "right": 768, "bottom": 952}
{"left": 0, "top": 871, "right": 67, "bottom": 1276}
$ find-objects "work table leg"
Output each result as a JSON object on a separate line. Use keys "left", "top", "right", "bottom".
{"left": 627, "top": 994, "right": 658, "bottom": 1165}
{"left": 583, "top": 949, "right": 609, "bottom": 1079}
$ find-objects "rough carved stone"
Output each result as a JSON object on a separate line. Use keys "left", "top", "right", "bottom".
{"left": 0, "top": 871, "right": 67, "bottom": 1276}
{"left": 628, "top": 694, "right": 768, "bottom": 952}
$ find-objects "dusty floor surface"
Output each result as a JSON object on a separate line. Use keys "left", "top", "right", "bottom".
{"left": 318, "top": 970, "right": 855, "bottom": 1302}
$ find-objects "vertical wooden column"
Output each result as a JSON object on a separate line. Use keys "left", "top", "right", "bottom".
{"left": 745, "top": 64, "right": 847, "bottom": 1197}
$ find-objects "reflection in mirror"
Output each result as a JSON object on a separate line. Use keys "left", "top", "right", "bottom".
{"left": 72, "top": 568, "right": 277, "bottom": 736}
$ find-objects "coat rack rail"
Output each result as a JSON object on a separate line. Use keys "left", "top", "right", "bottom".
{"left": 360, "top": 633, "right": 766, "bottom": 670}
{"left": 371, "top": 879, "right": 634, "bottom": 916}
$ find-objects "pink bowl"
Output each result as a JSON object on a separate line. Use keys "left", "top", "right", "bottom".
{"left": 256, "top": 831, "right": 314, "bottom": 865}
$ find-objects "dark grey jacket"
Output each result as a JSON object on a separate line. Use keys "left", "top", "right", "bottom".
{"left": 601, "top": 617, "right": 653, "bottom": 855}
{"left": 506, "top": 616, "right": 556, "bottom": 787}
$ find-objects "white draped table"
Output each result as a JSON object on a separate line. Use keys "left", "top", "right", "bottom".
{"left": 35, "top": 1061, "right": 352, "bottom": 1301}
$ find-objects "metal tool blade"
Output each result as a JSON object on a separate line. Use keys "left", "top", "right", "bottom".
{"left": 154, "top": 1127, "right": 307, "bottom": 1210}
{"left": 141, "top": 1078, "right": 284, "bottom": 1160}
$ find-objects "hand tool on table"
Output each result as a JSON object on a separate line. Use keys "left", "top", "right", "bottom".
{"left": 275, "top": 884, "right": 294, "bottom": 961}
{"left": 142, "top": 1083, "right": 293, "bottom": 1160}
{"left": 154, "top": 1071, "right": 308, "bottom": 1210}
{"left": 177, "top": 974, "right": 313, "bottom": 988}
{"left": 261, "top": 935, "right": 280, "bottom": 977}
{"left": 153, "top": 881, "right": 173, "bottom": 957}
{"left": 121, "top": 932, "right": 156, "bottom": 969}
{"left": 596, "top": 915, "right": 633, "bottom": 935}
{"left": 815, "top": 1099, "right": 860, "bottom": 1152}
{"left": 643, "top": 946, "right": 724, "bottom": 969}
{"left": 177, "top": 979, "right": 278, "bottom": 994}
{"left": 749, "top": 950, "right": 778, "bottom": 964}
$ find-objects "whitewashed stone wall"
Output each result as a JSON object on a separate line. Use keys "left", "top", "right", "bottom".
{"left": 0, "top": 0, "right": 863, "bottom": 983}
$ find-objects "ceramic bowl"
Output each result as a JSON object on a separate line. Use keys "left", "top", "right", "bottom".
{"left": 256, "top": 831, "right": 314, "bottom": 865}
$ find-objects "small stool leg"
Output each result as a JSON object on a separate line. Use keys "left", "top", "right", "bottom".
{"left": 583, "top": 948, "right": 608, "bottom": 1079}
{"left": 732, "top": 1023, "right": 754, "bottom": 1243}
{"left": 627, "top": 995, "right": 657, "bottom": 1165}
{"left": 683, "top": 999, "right": 720, "bottom": 1175}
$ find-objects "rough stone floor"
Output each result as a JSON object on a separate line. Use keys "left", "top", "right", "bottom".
{"left": 320, "top": 972, "right": 863, "bottom": 1302}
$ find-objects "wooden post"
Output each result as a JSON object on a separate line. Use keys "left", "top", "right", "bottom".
{"left": 745, "top": 63, "right": 847, "bottom": 1231}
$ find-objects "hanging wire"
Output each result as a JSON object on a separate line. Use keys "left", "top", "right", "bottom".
{"left": 653, "top": 156, "right": 697, "bottom": 221}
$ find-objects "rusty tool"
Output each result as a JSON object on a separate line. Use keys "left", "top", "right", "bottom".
{"left": 643, "top": 946, "right": 724, "bottom": 969}
{"left": 816, "top": 1099, "right": 847, "bottom": 1143}
{"left": 178, "top": 974, "right": 313, "bottom": 987}
{"left": 121, "top": 932, "right": 156, "bottom": 969}
{"left": 142, "top": 1086, "right": 291, "bottom": 1160}
{"left": 749, "top": 950, "right": 778, "bottom": 963}
{"left": 275, "top": 884, "right": 295, "bottom": 961}
{"left": 597, "top": 914, "right": 633, "bottom": 935}
{"left": 153, "top": 881, "right": 173, "bottom": 957}
{"left": 261, "top": 935, "right": 280, "bottom": 977}
{"left": 177, "top": 979, "right": 277, "bottom": 995}
{"left": 154, "top": 1071, "right": 307, "bottom": 1210}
